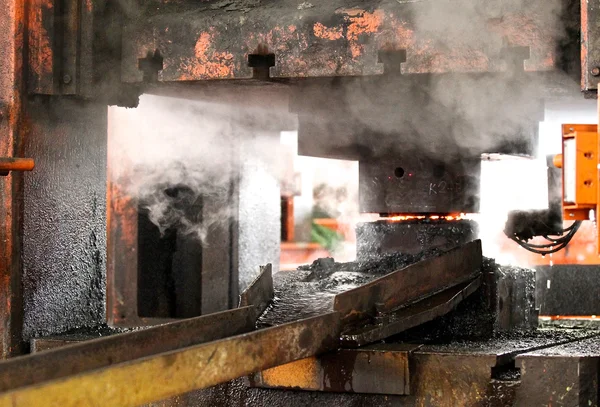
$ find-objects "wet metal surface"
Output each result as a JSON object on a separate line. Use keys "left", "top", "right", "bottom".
{"left": 0, "top": 0, "right": 26, "bottom": 357}
{"left": 30, "top": 323, "right": 131, "bottom": 352}
{"left": 258, "top": 242, "right": 482, "bottom": 348}
{"left": 420, "top": 328, "right": 600, "bottom": 365}
{"left": 257, "top": 247, "right": 450, "bottom": 328}
{"left": 0, "top": 312, "right": 340, "bottom": 407}
{"left": 185, "top": 329, "right": 600, "bottom": 407}
{"left": 173, "top": 378, "right": 405, "bottom": 407}
{"left": 256, "top": 268, "right": 358, "bottom": 328}
{"left": 515, "top": 336, "right": 600, "bottom": 406}
{"left": 536, "top": 265, "right": 600, "bottom": 316}
{"left": 493, "top": 262, "right": 538, "bottom": 332}
{"left": 22, "top": 98, "right": 108, "bottom": 341}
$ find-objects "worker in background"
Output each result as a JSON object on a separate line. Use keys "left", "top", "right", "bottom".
{"left": 311, "top": 184, "right": 346, "bottom": 252}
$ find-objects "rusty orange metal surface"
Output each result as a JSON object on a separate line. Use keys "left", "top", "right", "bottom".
{"left": 106, "top": 111, "right": 140, "bottom": 326}
{"left": 0, "top": 0, "right": 26, "bottom": 357}
{"left": 561, "top": 125, "right": 597, "bottom": 208}
{"left": 555, "top": 124, "right": 600, "bottom": 256}
{"left": 178, "top": 32, "right": 235, "bottom": 80}
{"left": 121, "top": 1, "right": 560, "bottom": 82}
{"left": 106, "top": 180, "right": 140, "bottom": 325}
{"left": 28, "top": 0, "right": 55, "bottom": 94}
{"left": 251, "top": 344, "right": 418, "bottom": 395}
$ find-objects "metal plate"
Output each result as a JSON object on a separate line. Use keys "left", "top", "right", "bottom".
{"left": 239, "top": 263, "right": 274, "bottom": 315}
{"left": 359, "top": 157, "right": 480, "bottom": 214}
{"left": 250, "top": 343, "right": 421, "bottom": 395}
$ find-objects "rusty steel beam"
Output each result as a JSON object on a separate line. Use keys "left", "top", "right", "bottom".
{"left": 28, "top": 0, "right": 96, "bottom": 96}
{"left": 0, "top": 312, "right": 340, "bottom": 407}
{"left": 0, "top": 0, "right": 26, "bottom": 357}
{"left": 121, "top": 0, "right": 563, "bottom": 83}
{"left": 0, "top": 307, "right": 257, "bottom": 393}
{"left": 106, "top": 176, "right": 139, "bottom": 325}
{"left": 250, "top": 343, "right": 421, "bottom": 395}
{"left": 333, "top": 240, "right": 482, "bottom": 324}
{"left": 28, "top": 0, "right": 56, "bottom": 94}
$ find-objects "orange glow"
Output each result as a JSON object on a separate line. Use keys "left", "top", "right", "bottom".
{"left": 540, "top": 315, "right": 598, "bottom": 321}
{"left": 387, "top": 213, "right": 471, "bottom": 222}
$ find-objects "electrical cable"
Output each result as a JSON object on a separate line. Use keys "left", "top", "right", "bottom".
{"left": 510, "top": 221, "right": 582, "bottom": 255}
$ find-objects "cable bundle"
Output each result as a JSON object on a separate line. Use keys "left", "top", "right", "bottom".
{"left": 510, "top": 221, "right": 582, "bottom": 255}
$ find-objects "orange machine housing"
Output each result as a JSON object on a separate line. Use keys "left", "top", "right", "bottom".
{"left": 555, "top": 124, "right": 600, "bottom": 256}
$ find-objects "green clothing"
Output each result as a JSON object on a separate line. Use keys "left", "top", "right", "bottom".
{"left": 311, "top": 222, "right": 343, "bottom": 252}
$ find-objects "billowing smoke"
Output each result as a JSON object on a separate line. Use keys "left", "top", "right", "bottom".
{"left": 109, "top": 0, "right": 579, "bottom": 267}
{"left": 294, "top": 0, "right": 579, "bottom": 264}
{"left": 108, "top": 92, "right": 292, "bottom": 243}
{"left": 297, "top": 0, "right": 575, "bottom": 163}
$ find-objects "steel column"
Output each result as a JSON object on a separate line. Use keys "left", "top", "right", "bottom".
{"left": 0, "top": 0, "right": 26, "bottom": 357}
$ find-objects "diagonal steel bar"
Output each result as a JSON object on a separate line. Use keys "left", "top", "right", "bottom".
{"left": 340, "top": 277, "right": 482, "bottom": 347}
{"left": 334, "top": 240, "right": 482, "bottom": 324}
{"left": 0, "top": 306, "right": 257, "bottom": 393}
{"left": 0, "top": 312, "right": 340, "bottom": 407}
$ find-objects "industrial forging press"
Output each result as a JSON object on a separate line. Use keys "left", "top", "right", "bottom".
{"left": 1, "top": 0, "right": 600, "bottom": 405}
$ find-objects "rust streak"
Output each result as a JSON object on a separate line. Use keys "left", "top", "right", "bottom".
{"left": 28, "top": 0, "right": 54, "bottom": 78}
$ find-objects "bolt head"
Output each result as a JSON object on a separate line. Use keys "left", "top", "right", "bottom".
{"left": 591, "top": 67, "right": 600, "bottom": 77}
{"left": 63, "top": 74, "right": 72, "bottom": 84}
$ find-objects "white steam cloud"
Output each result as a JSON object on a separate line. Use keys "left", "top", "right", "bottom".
{"left": 108, "top": 91, "right": 292, "bottom": 242}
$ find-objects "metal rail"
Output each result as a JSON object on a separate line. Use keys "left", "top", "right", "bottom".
{"left": 0, "top": 307, "right": 257, "bottom": 393}
{"left": 341, "top": 277, "right": 482, "bottom": 347}
{"left": 0, "top": 243, "right": 484, "bottom": 405}
{"left": 0, "top": 312, "right": 340, "bottom": 407}
{"left": 333, "top": 240, "right": 483, "bottom": 323}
